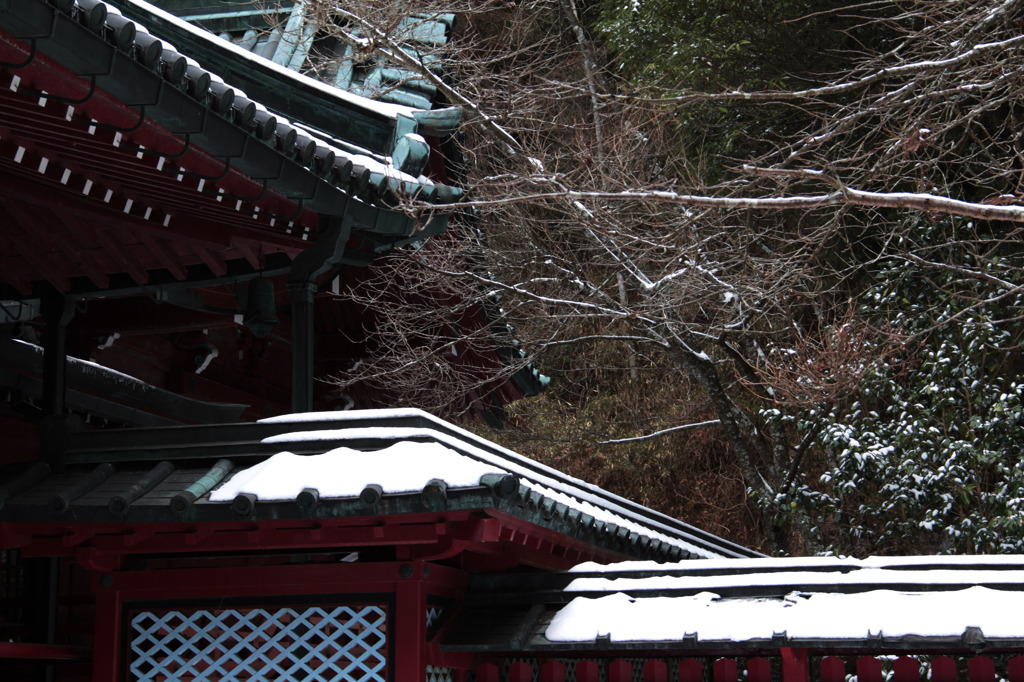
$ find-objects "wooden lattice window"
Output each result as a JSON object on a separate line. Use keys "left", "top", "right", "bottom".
{"left": 128, "top": 604, "right": 388, "bottom": 681}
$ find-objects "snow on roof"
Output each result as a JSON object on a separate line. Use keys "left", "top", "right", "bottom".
{"left": 546, "top": 554, "right": 1024, "bottom": 644}
{"left": 210, "top": 441, "right": 504, "bottom": 501}
{"left": 564, "top": 566, "right": 1024, "bottom": 592}
{"left": 256, "top": 409, "right": 752, "bottom": 559}
{"left": 126, "top": 0, "right": 419, "bottom": 121}
{"left": 546, "top": 586, "right": 1023, "bottom": 643}
{"left": 568, "top": 553, "right": 1024, "bottom": 573}
{"left": 244, "top": 430, "right": 717, "bottom": 558}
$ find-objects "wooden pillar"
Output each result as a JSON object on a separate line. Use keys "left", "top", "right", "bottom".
{"left": 713, "top": 658, "right": 738, "bottom": 682}
{"left": 40, "top": 286, "right": 73, "bottom": 467}
{"left": 509, "top": 661, "right": 533, "bottom": 682}
{"left": 820, "top": 657, "right": 846, "bottom": 682}
{"left": 475, "top": 663, "right": 500, "bottom": 682}
{"left": 287, "top": 281, "right": 316, "bottom": 413}
{"left": 92, "top": 575, "right": 121, "bottom": 682}
{"left": 575, "top": 660, "right": 600, "bottom": 682}
{"left": 893, "top": 656, "right": 920, "bottom": 682}
{"left": 748, "top": 657, "right": 772, "bottom": 682}
{"left": 394, "top": 563, "right": 427, "bottom": 682}
{"left": 679, "top": 659, "right": 703, "bottom": 682}
{"left": 968, "top": 657, "right": 995, "bottom": 682}
{"left": 1008, "top": 657, "right": 1024, "bottom": 682}
{"left": 609, "top": 660, "right": 633, "bottom": 682}
{"left": 642, "top": 660, "right": 668, "bottom": 682}
{"left": 781, "top": 648, "right": 809, "bottom": 682}
{"left": 286, "top": 215, "right": 351, "bottom": 414}
{"left": 857, "top": 657, "right": 883, "bottom": 682}
{"left": 541, "top": 660, "right": 567, "bottom": 682}
{"left": 43, "top": 557, "right": 60, "bottom": 682}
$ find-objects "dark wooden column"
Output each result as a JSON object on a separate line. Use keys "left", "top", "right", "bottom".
{"left": 40, "top": 286, "right": 74, "bottom": 468}
{"left": 287, "top": 215, "right": 351, "bottom": 414}
{"left": 287, "top": 280, "right": 317, "bottom": 413}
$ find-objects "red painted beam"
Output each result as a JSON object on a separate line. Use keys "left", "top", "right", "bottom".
{"left": 101, "top": 558, "right": 464, "bottom": 602}
{"left": 2, "top": 507, "right": 622, "bottom": 572}
{"left": 0, "top": 642, "right": 90, "bottom": 661}
{"left": 0, "top": 36, "right": 320, "bottom": 248}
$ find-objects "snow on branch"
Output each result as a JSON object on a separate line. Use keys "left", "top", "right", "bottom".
{"left": 455, "top": 186, "right": 1024, "bottom": 223}
{"left": 597, "top": 419, "right": 722, "bottom": 445}
{"left": 639, "top": 34, "right": 1024, "bottom": 104}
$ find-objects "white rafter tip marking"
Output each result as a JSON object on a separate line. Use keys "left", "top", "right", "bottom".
{"left": 37, "top": 157, "right": 48, "bottom": 174}
{"left": 13, "top": 147, "right": 25, "bottom": 164}
{"left": 123, "top": 199, "right": 133, "bottom": 214}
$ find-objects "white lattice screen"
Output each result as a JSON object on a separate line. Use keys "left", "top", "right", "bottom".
{"left": 129, "top": 604, "right": 388, "bottom": 681}
{"left": 425, "top": 606, "right": 454, "bottom": 681}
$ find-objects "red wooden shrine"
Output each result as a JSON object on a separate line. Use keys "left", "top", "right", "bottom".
{"left": 2, "top": 3, "right": 1024, "bottom": 682}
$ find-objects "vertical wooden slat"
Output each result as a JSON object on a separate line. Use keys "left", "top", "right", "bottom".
{"left": 819, "top": 657, "right": 845, "bottom": 682}
{"left": 1009, "top": 657, "right": 1024, "bottom": 682}
{"left": 541, "top": 660, "right": 566, "bottom": 682}
{"left": 509, "top": 661, "right": 533, "bottom": 682}
{"left": 608, "top": 660, "right": 632, "bottom": 682}
{"left": 968, "top": 656, "right": 996, "bottom": 682}
{"left": 643, "top": 660, "right": 668, "bottom": 682}
{"left": 894, "top": 656, "right": 920, "bottom": 682}
{"left": 747, "top": 657, "right": 771, "bottom": 682}
{"left": 678, "top": 658, "right": 703, "bottom": 682}
{"left": 91, "top": 579, "right": 122, "bottom": 682}
{"left": 713, "top": 658, "right": 738, "bottom": 682}
{"left": 857, "top": 657, "right": 883, "bottom": 682}
{"left": 930, "top": 656, "right": 957, "bottom": 682}
{"left": 781, "top": 647, "right": 809, "bottom": 682}
{"left": 394, "top": 578, "right": 426, "bottom": 682}
{"left": 474, "top": 663, "right": 499, "bottom": 682}
{"left": 576, "top": 660, "right": 600, "bottom": 682}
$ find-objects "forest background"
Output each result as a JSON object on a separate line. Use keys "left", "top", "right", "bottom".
{"left": 322, "top": 0, "right": 1024, "bottom": 556}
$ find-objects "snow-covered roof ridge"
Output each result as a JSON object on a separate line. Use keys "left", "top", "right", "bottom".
{"left": 209, "top": 442, "right": 506, "bottom": 502}
{"left": 534, "top": 554, "right": 1024, "bottom": 646}
{"left": 53, "top": 0, "right": 463, "bottom": 207}
{"left": 567, "top": 553, "right": 1024, "bottom": 573}
{"left": 563, "top": 562, "right": 1024, "bottom": 594}
{"left": 256, "top": 409, "right": 760, "bottom": 559}
{"left": 546, "top": 586, "right": 1024, "bottom": 644}
{"left": 125, "top": 0, "right": 419, "bottom": 120}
